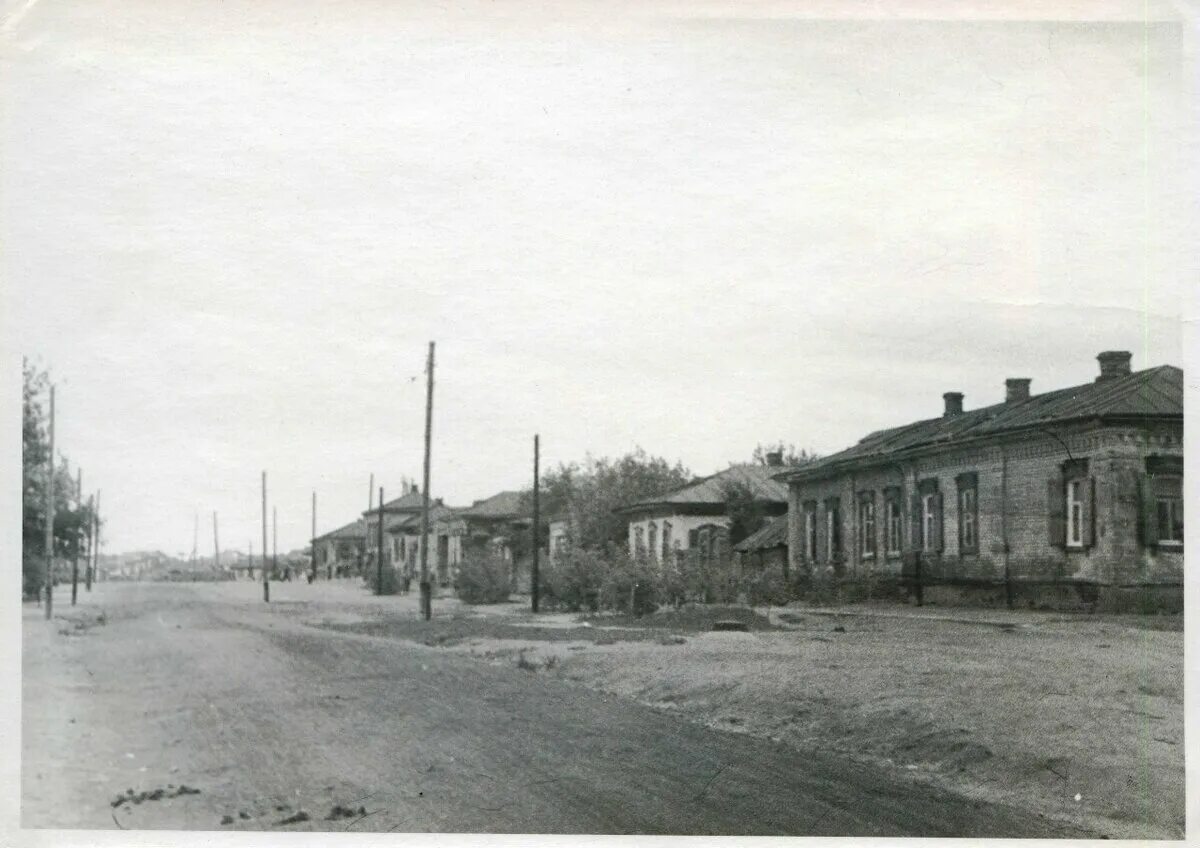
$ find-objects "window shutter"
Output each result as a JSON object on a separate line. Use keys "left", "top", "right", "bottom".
{"left": 1137, "top": 475, "right": 1159, "bottom": 547}
{"left": 1047, "top": 477, "right": 1066, "bottom": 548}
{"left": 1080, "top": 476, "right": 1096, "bottom": 549}
{"left": 934, "top": 492, "right": 944, "bottom": 553}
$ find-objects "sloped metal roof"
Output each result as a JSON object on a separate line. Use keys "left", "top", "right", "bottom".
{"left": 618, "top": 463, "right": 789, "bottom": 514}
{"left": 312, "top": 519, "right": 366, "bottom": 543}
{"left": 779, "top": 364, "right": 1182, "bottom": 483}
{"left": 456, "top": 490, "right": 528, "bottom": 520}
{"left": 733, "top": 514, "right": 789, "bottom": 553}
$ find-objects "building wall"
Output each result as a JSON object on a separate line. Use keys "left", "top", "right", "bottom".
{"left": 626, "top": 513, "right": 730, "bottom": 562}
{"left": 786, "top": 422, "right": 1183, "bottom": 588}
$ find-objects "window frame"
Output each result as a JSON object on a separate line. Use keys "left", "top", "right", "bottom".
{"left": 858, "top": 492, "right": 876, "bottom": 559}
{"left": 803, "top": 501, "right": 817, "bottom": 562}
{"left": 956, "top": 472, "right": 979, "bottom": 555}
{"left": 921, "top": 492, "right": 938, "bottom": 553}
{"left": 824, "top": 497, "right": 842, "bottom": 562}
{"left": 1156, "top": 495, "right": 1184, "bottom": 545}
{"left": 1066, "top": 478, "right": 1085, "bottom": 549}
{"left": 884, "top": 489, "right": 902, "bottom": 557}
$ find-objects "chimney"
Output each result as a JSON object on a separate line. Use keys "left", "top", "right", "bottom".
{"left": 943, "top": 392, "right": 964, "bottom": 417}
{"left": 1096, "top": 351, "right": 1132, "bottom": 382}
{"left": 765, "top": 450, "right": 784, "bottom": 467}
{"left": 1005, "top": 378, "right": 1031, "bottom": 404}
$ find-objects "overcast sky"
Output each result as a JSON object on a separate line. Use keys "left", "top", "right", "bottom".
{"left": 3, "top": 0, "right": 1194, "bottom": 555}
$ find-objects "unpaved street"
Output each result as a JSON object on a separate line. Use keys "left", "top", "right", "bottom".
{"left": 22, "top": 582, "right": 1088, "bottom": 836}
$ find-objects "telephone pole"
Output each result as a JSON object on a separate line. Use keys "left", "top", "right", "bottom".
{"left": 376, "top": 487, "right": 385, "bottom": 595}
{"left": 261, "top": 471, "right": 269, "bottom": 602}
{"left": 532, "top": 434, "right": 540, "bottom": 613}
{"left": 419, "top": 341, "right": 435, "bottom": 621}
{"left": 90, "top": 489, "right": 100, "bottom": 589}
{"left": 213, "top": 511, "right": 221, "bottom": 574}
{"left": 43, "top": 385, "right": 55, "bottom": 619}
{"left": 71, "top": 467, "right": 81, "bottom": 606}
{"left": 273, "top": 506, "right": 278, "bottom": 578}
{"left": 363, "top": 473, "right": 374, "bottom": 576}
{"left": 312, "top": 490, "right": 319, "bottom": 581}
{"left": 85, "top": 492, "right": 95, "bottom": 592}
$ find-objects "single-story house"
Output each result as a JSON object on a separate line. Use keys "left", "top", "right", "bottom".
{"left": 389, "top": 503, "right": 456, "bottom": 585}
{"left": 774, "top": 351, "right": 1183, "bottom": 609}
{"left": 733, "top": 514, "right": 789, "bottom": 577}
{"left": 310, "top": 519, "right": 366, "bottom": 578}
{"left": 615, "top": 459, "right": 789, "bottom": 563}
{"left": 437, "top": 490, "right": 535, "bottom": 591}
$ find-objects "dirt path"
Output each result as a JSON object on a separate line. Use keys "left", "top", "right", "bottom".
{"left": 22, "top": 582, "right": 1089, "bottom": 836}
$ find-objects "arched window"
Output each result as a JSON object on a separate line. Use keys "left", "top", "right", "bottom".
{"left": 661, "top": 521, "right": 673, "bottom": 561}
{"left": 647, "top": 522, "right": 658, "bottom": 560}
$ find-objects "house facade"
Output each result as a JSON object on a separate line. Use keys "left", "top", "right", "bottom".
{"left": 775, "top": 352, "right": 1183, "bottom": 609}
{"left": 311, "top": 519, "right": 366, "bottom": 578}
{"left": 437, "top": 490, "right": 534, "bottom": 591}
{"left": 616, "top": 460, "right": 789, "bottom": 562}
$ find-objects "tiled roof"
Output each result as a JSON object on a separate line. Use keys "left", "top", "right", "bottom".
{"left": 617, "top": 464, "right": 789, "bottom": 514}
{"left": 733, "top": 515, "right": 789, "bottom": 553}
{"left": 779, "top": 364, "right": 1182, "bottom": 483}
{"left": 457, "top": 490, "right": 528, "bottom": 520}
{"left": 312, "top": 519, "right": 366, "bottom": 543}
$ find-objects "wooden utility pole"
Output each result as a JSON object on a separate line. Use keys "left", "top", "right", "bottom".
{"left": 248, "top": 539, "right": 254, "bottom": 581}
{"left": 71, "top": 467, "right": 81, "bottom": 606}
{"left": 90, "top": 489, "right": 100, "bottom": 589}
{"left": 44, "top": 385, "right": 55, "bottom": 619}
{"left": 532, "top": 434, "right": 540, "bottom": 613}
{"left": 419, "top": 341, "right": 435, "bottom": 621}
{"left": 213, "top": 511, "right": 221, "bottom": 573}
{"left": 191, "top": 512, "right": 198, "bottom": 566}
{"left": 273, "top": 506, "right": 278, "bottom": 578}
{"left": 312, "top": 490, "right": 319, "bottom": 581}
{"left": 376, "top": 486, "right": 385, "bottom": 595}
{"left": 85, "top": 492, "right": 95, "bottom": 592}
{"left": 363, "top": 473, "right": 374, "bottom": 576}
{"left": 261, "top": 471, "right": 269, "bottom": 602}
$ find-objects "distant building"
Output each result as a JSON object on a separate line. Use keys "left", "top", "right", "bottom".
{"left": 615, "top": 461, "right": 789, "bottom": 562}
{"left": 733, "top": 514, "right": 789, "bottom": 577}
{"left": 774, "top": 351, "right": 1183, "bottom": 609}
{"left": 311, "top": 519, "right": 366, "bottom": 577}
{"left": 437, "top": 490, "right": 534, "bottom": 591}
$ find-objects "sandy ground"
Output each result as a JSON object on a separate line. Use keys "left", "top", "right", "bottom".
{"left": 21, "top": 579, "right": 1171, "bottom": 837}
{"left": 437, "top": 603, "right": 1185, "bottom": 839}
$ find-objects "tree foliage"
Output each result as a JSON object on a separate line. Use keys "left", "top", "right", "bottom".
{"left": 23, "top": 358, "right": 97, "bottom": 598}
{"left": 524, "top": 448, "right": 693, "bottom": 550}
{"left": 721, "top": 480, "right": 772, "bottom": 546}
{"left": 751, "top": 442, "right": 820, "bottom": 467}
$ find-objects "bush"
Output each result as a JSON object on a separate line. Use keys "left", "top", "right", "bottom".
{"left": 597, "top": 547, "right": 659, "bottom": 616}
{"left": 364, "top": 562, "right": 401, "bottom": 595}
{"left": 455, "top": 554, "right": 510, "bottom": 605}
{"left": 543, "top": 547, "right": 607, "bottom": 611}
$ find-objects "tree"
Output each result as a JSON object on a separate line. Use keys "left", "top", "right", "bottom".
{"left": 721, "top": 479, "right": 772, "bottom": 545}
{"left": 751, "top": 442, "right": 820, "bottom": 467}
{"left": 23, "top": 358, "right": 96, "bottom": 599}
{"left": 522, "top": 448, "right": 693, "bottom": 550}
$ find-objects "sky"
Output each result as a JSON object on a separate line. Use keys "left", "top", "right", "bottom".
{"left": 2, "top": 0, "right": 1195, "bottom": 556}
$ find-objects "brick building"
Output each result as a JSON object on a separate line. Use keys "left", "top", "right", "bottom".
{"left": 774, "top": 352, "right": 1183, "bottom": 609}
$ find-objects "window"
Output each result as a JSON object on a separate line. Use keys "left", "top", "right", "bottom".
{"left": 804, "top": 501, "right": 817, "bottom": 561}
{"left": 1156, "top": 497, "right": 1183, "bottom": 543}
{"left": 921, "top": 493, "right": 937, "bottom": 552}
{"left": 825, "top": 498, "right": 841, "bottom": 561}
{"left": 956, "top": 472, "right": 979, "bottom": 554}
{"left": 647, "top": 521, "right": 658, "bottom": 561}
{"left": 633, "top": 525, "right": 645, "bottom": 554}
{"left": 1141, "top": 456, "right": 1182, "bottom": 548}
{"left": 885, "top": 492, "right": 903, "bottom": 556}
{"left": 858, "top": 493, "right": 876, "bottom": 558}
{"left": 916, "top": 479, "right": 942, "bottom": 554}
{"left": 661, "top": 521, "right": 673, "bottom": 561}
{"left": 1066, "top": 479, "right": 1085, "bottom": 548}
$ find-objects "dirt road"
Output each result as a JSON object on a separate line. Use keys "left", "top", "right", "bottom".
{"left": 22, "top": 582, "right": 1088, "bottom": 836}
